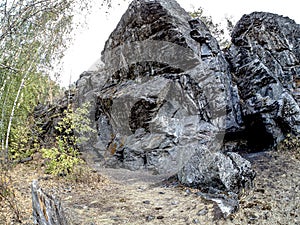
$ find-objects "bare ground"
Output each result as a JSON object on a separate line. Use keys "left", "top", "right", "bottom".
{"left": 1, "top": 151, "right": 299, "bottom": 225}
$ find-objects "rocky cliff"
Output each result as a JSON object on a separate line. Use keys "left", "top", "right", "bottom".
{"left": 36, "top": 0, "right": 300, "bottom": 197}
{"left": 226, "top": 12, "right": 300, "bottom": 151}
{"left": 75, "top": 0, "right": 255, "bottom": 194}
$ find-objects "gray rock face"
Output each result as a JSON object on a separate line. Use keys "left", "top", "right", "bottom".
{"left": 33, "top": 1, "right": 300, "bottom": 215}
{"left": 226, "top": 12, "right": 300, "bottom": 151}
{"left": 75, "top": 0, "right": 254, "bottom": 194}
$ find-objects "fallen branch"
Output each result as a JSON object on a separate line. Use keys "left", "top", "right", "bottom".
{"left": 31, "top": 180, "right": 68, "bottom": 225}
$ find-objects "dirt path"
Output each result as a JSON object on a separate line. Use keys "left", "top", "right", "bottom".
{"left": 1, "top": 151, "right": 299, "bottom": 225}
{"left": 65, "top": 151, "right": 300, "bottom": 225}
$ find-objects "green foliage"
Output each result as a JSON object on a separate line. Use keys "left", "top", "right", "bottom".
{"left": 277, "top": 134, "right": 300, "bottom": 160}
{"left": 0, "top": 0, "right": 93, "bottom": 163}
{"left": 9, "top": 124, "right": 34, "bottom": 161}
{"left": 42, "top": 103, "right": 96, "bottom": 176}
{"left": 7, "top": 77, "right": 61, "bottom": 161}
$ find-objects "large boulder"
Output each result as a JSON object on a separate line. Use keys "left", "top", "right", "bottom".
{"left": 226, "top": 12, "right": 300, "bottom": 151}
{"left": 75, "top": 0, "right": 254, "bottom": 194}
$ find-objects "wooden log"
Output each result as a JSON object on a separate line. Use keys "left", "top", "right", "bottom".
{"left": 31, "top": 180, "right": 68, "bottom": 225}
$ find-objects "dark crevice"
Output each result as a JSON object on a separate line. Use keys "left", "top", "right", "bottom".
{"left": 243, "top": 114, "right": 275, "bottom": 152}
{"left": 129, "top": 98, "right": 158, "bottom": 133}
{"left": 111, "top": 61, "right": 184, "bottom": 85}
{"left": 223, "top": 114, "right": 276, "bottom": 153}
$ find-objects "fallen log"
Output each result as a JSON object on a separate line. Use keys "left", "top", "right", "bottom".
{"left": 31, "top": 180, "right": 68, "bottom": 225}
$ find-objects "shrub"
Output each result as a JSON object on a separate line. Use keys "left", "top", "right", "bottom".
{"left": 42, "top": 103, "right": 96, "bottom": 176}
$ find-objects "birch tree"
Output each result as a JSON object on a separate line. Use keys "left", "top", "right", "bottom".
{"left": 0, "top": 0, "right": 94, "bottom": 162}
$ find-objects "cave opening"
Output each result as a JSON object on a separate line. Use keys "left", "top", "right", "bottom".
{"left": 243, "top": 114, "right": 275, "bottom": 152}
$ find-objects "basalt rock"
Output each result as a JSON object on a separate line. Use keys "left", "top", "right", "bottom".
{"left": 226, "top": 12, "right": 300, "bottom": 151}
{"left": 33, "top": 0, "right": 300, "bottom": 215}
{"left": 75, "top": 0, "right": 253, "bottom": 194}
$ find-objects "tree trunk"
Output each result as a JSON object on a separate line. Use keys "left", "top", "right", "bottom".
{"left": 31, "top": 180, "right": 68, "bottom": 225}
{"left": 4, "top": 44, "right": 40, "bottom": 161}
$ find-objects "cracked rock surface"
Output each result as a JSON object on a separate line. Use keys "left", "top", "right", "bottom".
{"left": 35, "top": 1, "right": 300, "bottom": 199}
{"left": 75, "top": 0, "right": 252, "bottom": 194}
{"left": 226, "top": 12, "right": 300, "bottom": 151}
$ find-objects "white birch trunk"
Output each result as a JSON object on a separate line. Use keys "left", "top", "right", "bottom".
{"left": 4, "top": 64, "right": 33, "bottom": 160}
{"left": 3, "top": 44, "right": 42, "bottom": 161}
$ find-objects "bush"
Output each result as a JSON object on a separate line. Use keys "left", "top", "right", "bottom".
{"left": 42, "top": 103, "right": 95, "bottom": 176}
{"left": 9, "top": 119, "right": 37, "bottom": 161}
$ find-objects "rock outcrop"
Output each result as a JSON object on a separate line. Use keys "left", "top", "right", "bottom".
{"left": 226, "top": 12, "right": 300, "bottom": 151}
{"left": 75, "top": 0, "right": 254, "bottom": 194}
{"left": 34, "top": 1, "right": 300, "bottom": 197}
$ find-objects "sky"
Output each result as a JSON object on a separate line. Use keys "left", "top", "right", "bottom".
{"left": 59, "top": 0, "right": 300, "bottom": 87}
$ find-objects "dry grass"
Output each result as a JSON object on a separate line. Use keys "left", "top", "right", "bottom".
{"left": 0, "top": 151, "right": 299, "bottom": 225}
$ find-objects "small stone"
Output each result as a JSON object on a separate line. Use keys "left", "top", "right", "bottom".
{"left": 145, "top": 215, "right": 155, "bottom": 222}
{"left": 185, "top": 189, "right": 191, "bottom": 195}
{"left": 248, "top": 213, "right": 258, "bottom": 221}
{"left": 138, "top": 186, "right": 146, "bottom": 191}
{"left": 90, "top": 200, "right": 99, "bottom": 205}
{"left": 119, "top": 198, "right": 126, "bottom": 203}
{"left": 171, "top": 201, "right": 179, "bottom": 205}
{"left": 64, "top": 196, "right": 72, "bottom": 201}
{"left": 157, "top": 215, "right": 164, "bottom": 220}
{"left": 197, "top": 207, "right": 208, "bottom": 216}
{"left": 110, "top": 216, "right": 120, "bottom": 221}
{"left": 193, "top": 218, "right": 200, "bottom": 224}
{"left": 64, "top": 186, "right": 72, "bottom": 192}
